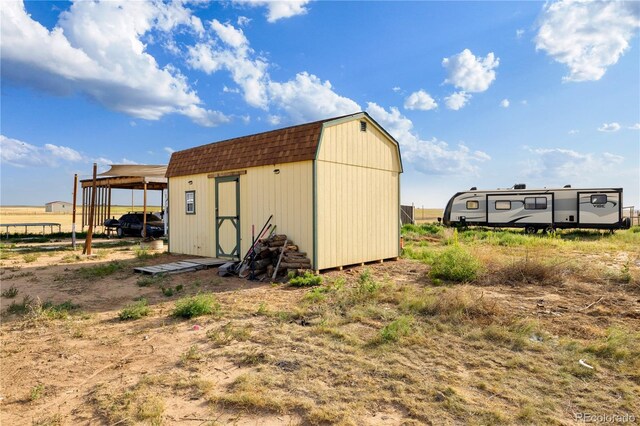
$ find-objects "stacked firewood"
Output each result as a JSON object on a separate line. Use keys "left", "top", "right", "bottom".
{"left": 249, "top": 234, "right": 312, "bottom": 279}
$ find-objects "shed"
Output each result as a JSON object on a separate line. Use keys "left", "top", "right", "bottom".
{"left": 166, "top": 112, "right": 403, "bottom": 271}
{"left": 45, "top": 201, "right": 73, "bottom": 213}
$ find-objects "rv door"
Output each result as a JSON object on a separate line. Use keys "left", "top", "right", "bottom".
{"left": 577, "top": 191, "right": 621, "bottom": 225}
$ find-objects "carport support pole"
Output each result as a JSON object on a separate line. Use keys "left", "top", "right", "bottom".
{"left": 83, "top": 163, "right": 97, "bottom": 255}
{"left": 72, "top": 173, "right": 78, "bottom": 249}
{"left": 142, "top": 180, "right": 147, "bottom": 239}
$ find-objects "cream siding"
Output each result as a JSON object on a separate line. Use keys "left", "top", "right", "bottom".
{"left": 168, "top": 173, "right": 216, "bottom": 256}
{"left": 169, "top": 162, "right": 314, "bottom": 262}
{"left": 316, "top": 118, "right": 401, "bottom": 270}
{"left": 239, "top": 161, "right": 313, "bottom": 262}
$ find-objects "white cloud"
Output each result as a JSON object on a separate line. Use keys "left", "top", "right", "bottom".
{"left": 164, "top": 147, "right": 175, "bottom": 155}
{"left": 535, "top": 0, "right": 640, "bottom": 82}
{"left": 628, "top": 123, "right": 640, "bottom": 130}
{"left": 598, "top": 122, "right": 621, "bottom": 132}
{"left": 234, "top": 0, "right": 311, "bottom": 23}
{"left": 268, "top": 72, "right": 361, "bottom": 122}
{"left": 568, "top": 129, "right": 579, "bottom": 135}
{"left": 442, "top": 49, "right": 499, "bottom": 92}
{"left": 1, "top": 135, "right": 83, "bottom": 167}
{"left": 500, "top": 99, "right": 510, "bottom": 108}
{"left": 444, "top": 91, "right": 471, "bottom": 110}
{"left": 0, "top": 0, "right": 227, "bottom": 126}
{"left": 210, "top": 19, "right": 248, "bottom": 49}
{"left": 516, "top": 29, "right": 525, "bottom": 39}
{"left": 188, "top": 21, "right": 360, "bottom": 123}
{"left": 237, "top": 16, "right": 251, "bottom": 27}
{"left": 187, "top": 21, "right": 269, "bottom": 109}
{"left": 524, "top": 147, "right": 624, "bottom": 178}
{"left": 267, "top": 115, "right": 282, "bottom": 125}
{"left": 366, "top": 103, "right": 490, "bottom": 175}
{"left": 392, "top": 86, "right": 401, "bottom": 93}
{"left": 404, "top": 90, "right": 438, "bottom": 111}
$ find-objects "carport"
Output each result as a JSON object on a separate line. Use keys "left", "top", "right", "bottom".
{"left": 79, "top": 164, "right": 168, "bottom": 235}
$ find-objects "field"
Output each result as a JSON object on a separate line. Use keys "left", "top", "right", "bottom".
{"left": 0, "top": 224, "right": 639, "bottom": 425}
{"left": 0, "top": 206, "right": 162, "bottom": 235}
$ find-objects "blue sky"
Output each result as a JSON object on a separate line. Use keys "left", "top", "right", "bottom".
{"left": 1, "top": 0, "right": 639, "bottom": 208}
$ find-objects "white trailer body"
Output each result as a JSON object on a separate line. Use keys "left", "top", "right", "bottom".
{"left": 442, "top": 187, "right": 630, "bottom": 233}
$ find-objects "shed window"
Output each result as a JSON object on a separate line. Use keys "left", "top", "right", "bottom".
{"left": 466, "top": 200, "right": 479, "bottom": 210}
{"left": 591, "top": 194, "right": 607, "bottom": 205}
{"left": 360, "top": 121, "right": 367, "bottom": 132}
{"left": 524, "top": 197, "right": 547, "bottom": 210}
{"left": 185, "top": 191, "right": 195, "bottom": 214}
{"left": 495, "top": 201, "right": 511, "bottom": 210}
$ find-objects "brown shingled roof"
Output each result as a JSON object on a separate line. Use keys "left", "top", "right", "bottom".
{"left": 166, "top": 114, "right": 363, "bottom": 178}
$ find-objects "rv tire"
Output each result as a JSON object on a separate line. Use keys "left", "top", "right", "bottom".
{"left": 544, "top": 226, "right": 555, "bottom": 234}
{"left": 525, "top": 226, "right": 537, "bottom": 235}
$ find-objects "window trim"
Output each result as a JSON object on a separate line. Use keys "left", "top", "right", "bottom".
{"left": 495, "top": 200, "right": 511, "bottom": 211}
{"left": 360, "top": 121, "right": 367, "bottom": 132}
{"left": 466, "top": 200, "right": 479, "bottom": 210}
{"left": 591, "top": 194, "right": 607, "bottom": 205}
{"left": 185, "top": 190, "right": 196, "bottom": 215}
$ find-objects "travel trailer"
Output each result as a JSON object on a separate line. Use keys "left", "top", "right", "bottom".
{"left": 442, "top": 184, "right": 631, "bottom": 233}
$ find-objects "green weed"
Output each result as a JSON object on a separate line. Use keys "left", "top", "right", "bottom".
{"left": 429, "top": 245, "right": 480, "bottom": 283}
{"left": 1, "top": 286, "right": 18, "bottom": 298}
{"left": 379, "top": 315, "right": 414, "bottom": 343}
{"left": 77, "top": 261, "right": 124, "bottom": 279}
{"left": 30, "top": 384, "right": 45, "bottom": 401}
{"left": 118, "top": 299, "right": 151, "bottom": 320}
{"left": 173, "top": 294, "right": 220, "bottom": 319}
{"left": 289, "top": 271, "right": 322, "bottom": 287}
{"left": 22, "top": 253, "right": 39, "bottom": 263}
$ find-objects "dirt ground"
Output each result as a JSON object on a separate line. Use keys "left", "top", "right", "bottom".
{"left": 1, "top": 236, "right": 639, "bottom": 425}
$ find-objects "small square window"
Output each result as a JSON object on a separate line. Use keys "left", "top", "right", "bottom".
{"left": 360, "top": 121, "right": 367, "bottom": 132}
{"left": 466, "top": 200, "right": 479, "bottom": 210}
{"left": 591, "top": 194, "right": 607, "bottom": 205}
{"left": 495, "top": 200, "right": 511, "bottom": 210}
{"left": 186, "top": 191, "right": 195, "bottom": 214}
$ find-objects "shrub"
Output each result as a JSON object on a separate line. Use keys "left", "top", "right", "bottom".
{"left": 494, "top": 257, "right": 555, "bottom": 286}
{"left": 401, "top": 286, "right": 499, "bottom": 322}
{"left": 173, "top": 294, "right": 220, "bottom": 318}
{"left": 1, "top": 286, "right": 18, "bottom": 298}
{"left": 429, "top": 245, "right": 480, "bottom": 282}
{"left": 119, "top": 299, "right": 151, "bottom": 320}
{"left": 380, "top": 316, "right": 413, "bottom": 343}
{"left": 32, "top": 300, "right": 80, "bottom": 320}
{"left": 23, "top": 253, "right": 39, "bottom": 263}
{"left": 289, "top": 271, "right": 322, "bottom": 287}
{"left": 7, "top": 295, "right": 34, "bottom": 315}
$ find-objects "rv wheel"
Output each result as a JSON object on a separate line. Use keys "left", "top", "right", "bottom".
{"left": 544, "top": 226, "right": 555, "bottom": 234}
{"left": 525, "top": 226, "right": 537, "bottom": 235}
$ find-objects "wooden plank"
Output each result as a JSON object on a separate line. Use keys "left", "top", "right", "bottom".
{"left": 185, "top": 258, "right": 228, "bottom": 266}
{"left": 207, "top": 170, "right": 247, "bottom": 179}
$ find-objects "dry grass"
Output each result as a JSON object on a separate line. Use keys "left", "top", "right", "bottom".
{"left": 1, "top": 228, "right": 639, "bottom": 424}
{"left": 0, "top": 205, "right": 161, "bottom": 234}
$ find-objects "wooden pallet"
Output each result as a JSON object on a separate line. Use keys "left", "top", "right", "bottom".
{"left": 134, "top": 258, "right": 228, "bottom": 275}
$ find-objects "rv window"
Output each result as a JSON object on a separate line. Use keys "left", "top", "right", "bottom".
{"left": 591, "top": 194, "right": 607, "bottom": 205}
{"left": 525, "top": 197, "right": 547, "bottom": 210}
{"left": 185, "top": 191, "right": 196, "bottom": 214}
{"left": 466, "top": 200, "right": 479, "bottom": 210}
{"left": 495, "top": 201, "right": 511, "bottom": 210}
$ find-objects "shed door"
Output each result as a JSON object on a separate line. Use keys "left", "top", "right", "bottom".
{"left": 215, "top": 177, "right": 240, "bottom": 259}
